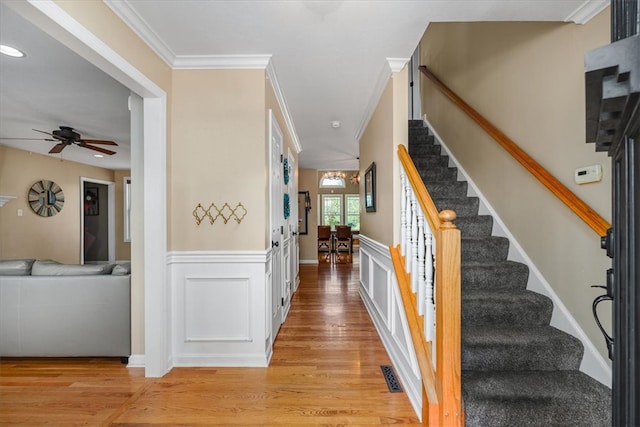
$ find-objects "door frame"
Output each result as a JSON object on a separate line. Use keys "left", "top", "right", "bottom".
{"left": 268, "top": 109, "right": 285, "bottom": 340}
{"left": 11, "top": 1, "right": 169, "bottom": 377}
{"left": 80, "top": 177, "right": 115, "bottom": 264}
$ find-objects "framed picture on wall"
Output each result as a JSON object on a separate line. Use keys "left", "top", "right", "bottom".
{"left": 364, "top": 162, "right": 376, "bottom": 212}
{"left": 84, "top": 188, "right": 99, "bottom": 216}
{"left": 298, "top": 191, "right": 310, "bottom": 234}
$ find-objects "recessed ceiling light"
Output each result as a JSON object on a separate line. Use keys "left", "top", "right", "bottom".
{"left": 93, "top": 154, "right": 104, "bottom": 158}
{"left": 0, "top": 44, "right": 26, "bottom": 58}
{"left": 331, "top": 121, "right": 341, "bottom": 128}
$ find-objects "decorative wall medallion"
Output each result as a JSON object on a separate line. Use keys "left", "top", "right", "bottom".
{"left": 28, "top": 180, "right": 64, "bottom": 217}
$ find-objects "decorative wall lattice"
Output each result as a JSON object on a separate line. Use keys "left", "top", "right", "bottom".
{"left": 192, "top": 202, "right": 247, "bottom": 225}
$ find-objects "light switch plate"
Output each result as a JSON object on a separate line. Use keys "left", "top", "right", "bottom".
{"left": 575, "top": 164, "right": 602, "bottom": 184}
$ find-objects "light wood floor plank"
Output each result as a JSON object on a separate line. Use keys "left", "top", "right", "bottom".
{"left": 0, "top": 261, "right": 419, "bottom": 426}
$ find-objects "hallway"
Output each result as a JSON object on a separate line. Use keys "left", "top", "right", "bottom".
{"left": 0, "top": 262, "right": 420, "bottom": 426}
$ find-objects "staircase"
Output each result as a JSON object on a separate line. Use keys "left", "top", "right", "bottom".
{"left": 408, "top": 120, "right": 611, "bottom": 427}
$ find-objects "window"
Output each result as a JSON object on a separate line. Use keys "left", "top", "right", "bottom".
{"left": 345, "top": 194, "right": 360, "bottom": 231}
{"left": 320, "top": 172, "right": 346, "bottom": 188}
{"left": 321, "top": 195, "right": 342, "bottom": 228}
{"left": 320, "top": 194, "right": 360, "bottom": 231}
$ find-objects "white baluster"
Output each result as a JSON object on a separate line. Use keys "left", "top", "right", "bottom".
{"left": 400, "top": 171, "right": 407, "bottom": 256}
{"left": 416, "top": 210, "right": 426, "bottom": 316}
{"left": 424, "top": 228, "right": 435, "bottom": 343}
{"left": 405, "top": 188, "right": 413, "bottom": 275}
{"left": 410, "top": 192, "right": 418, "bottom": 293}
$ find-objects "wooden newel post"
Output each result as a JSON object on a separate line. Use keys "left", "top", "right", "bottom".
{"left": 436, "top": 209, "right": 463, "bottom": 426}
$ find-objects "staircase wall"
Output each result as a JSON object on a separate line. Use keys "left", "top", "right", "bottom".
{"left": 359, "top": 235, "right": 422, "bottom": 418}
{"left": 418, "top": 12, "right": 613, "bottom": 373}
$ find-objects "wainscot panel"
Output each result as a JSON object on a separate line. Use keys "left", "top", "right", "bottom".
{"left": 358, "top": 235, "right": 422, "bottom": 418}
{"left": 168, "top": 251, "right": 271, "bottom": 367}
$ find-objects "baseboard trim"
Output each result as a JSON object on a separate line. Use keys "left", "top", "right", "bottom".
{"left": 126, "top": 354, "right": 145, "bottom": 368}
{"left": 299, "top": 259, "right": 319, "bottom": 264}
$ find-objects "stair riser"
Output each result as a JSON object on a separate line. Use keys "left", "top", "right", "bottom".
{"left": 455, "top": 216, "right": 493, "bottom": 237}
{"left": 434, "top": 197, "right": 480, "bottom": 217}
{"left": 408, "top": 144, "right": 441, "bottom": 156}
{"left": 420, "top": 168, "right": 458, "bottom": 182}
{"left": 462, "top": 263, "right": 529, "bottom": 290}
{"left": 462, "top": 237, "right": 510, "bottom": 262}
{"left": 462, "top": 294, "right": 553, "bottom": 326}
{"left": 462, "top": 341, "right": 583, "bottom": 371}
{"left": 424, "top": 181, "right": 468, "bottom": 199}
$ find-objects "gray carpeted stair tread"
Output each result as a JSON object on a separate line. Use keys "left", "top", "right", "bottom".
{"left": 462, "top": 325, "right": 584, "bottom": 371}
{"left": 463, "top": 290, "right": 552, "bottom": 326}
{"left": 453, "top": 215, "right": 493, "bottom": 237}
{"left": 462, "top": 236, "right": 510, "bottom": 262}
{"left": 419, "top": 167, "right": 458, "bottom": 182}
{"left": 462, "top": 261, "right": 529, "bottom": 290}
{"left": 407, "top": 121, "right": 610, "bottom": 424}
{"left": 433, "top": 196, "right": 479, "bottom": 217}
{"left": 424, "top": 181, "right": 468, "bottom": 199}
{"left": 462, "top": 371, "right": 611, "bottom": 427}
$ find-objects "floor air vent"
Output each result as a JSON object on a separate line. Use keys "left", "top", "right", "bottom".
{"left": 380, "top": 365, "right": 403, "bottom": 393}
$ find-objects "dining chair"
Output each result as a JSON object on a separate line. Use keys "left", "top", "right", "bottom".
{"left": 334, "top": 225, "right": 352, "bottom": 263}
{"left": 317, "top": 225, "right": 332, "bottom": 262}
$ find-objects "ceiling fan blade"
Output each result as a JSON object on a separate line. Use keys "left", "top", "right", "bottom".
{"left": 82, "top": 144, "right": 116, "bottom": 156}
{"left": 0, "top": 137, "right": 56, "bottom": 141}
{"left": 33, "top": 128, "right": 65, "bottom": 141}
{"left": 49, "top": 143, "right": 67, "bottom": 154}
{"left": 80, "top": 139, "right": 118, "bottom": 146}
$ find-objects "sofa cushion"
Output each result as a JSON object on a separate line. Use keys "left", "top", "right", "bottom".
{"left": 0, "top": 259, "right": 36, "bottom": 276}
{"left": 31, "top": 260, "right": 114, "bottom": 276}
{"left": 111, "top": 262, "right": 131, "bottom": 276}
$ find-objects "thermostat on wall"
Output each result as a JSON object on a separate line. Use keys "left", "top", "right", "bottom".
{"left": 575, "top": 164, "right": 602, "bottom": 184}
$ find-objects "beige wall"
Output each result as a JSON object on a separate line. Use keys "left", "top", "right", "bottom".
{"left": 358, "top": 67, "right": 408, "bottom": 247}
{"left": 170, "top": 69, "right": 268, "bottom": 251}
{"left": 298, "top": 168, "right": 319, "bottom": 261}
{"left": 419, "top": 11, "right": 612, "bottom": 363}
{"left": 0, "top": 146, "right": 114, "bottom": 263}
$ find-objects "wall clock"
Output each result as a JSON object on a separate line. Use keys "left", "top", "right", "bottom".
{"left": 28, "top": 180, "right": 65, "bottom": 217}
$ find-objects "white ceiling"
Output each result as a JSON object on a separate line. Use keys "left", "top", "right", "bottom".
{"left": 0, "top": 0, "right": 608, "bottom": 171}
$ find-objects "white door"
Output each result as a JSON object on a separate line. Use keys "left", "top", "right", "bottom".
{"left": 269, "top": 110, "right": 284, "bottom": 342}
{"left": 288, "top": 152, "right": 300, "bottom": 293}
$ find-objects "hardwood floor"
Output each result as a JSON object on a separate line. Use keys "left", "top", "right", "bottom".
{"left": 0, "top": 261, "right": 420, "bottom": 426}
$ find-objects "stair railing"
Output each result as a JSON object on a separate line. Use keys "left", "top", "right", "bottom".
{"left": 391, "top": 144, "right": 463, "bottom": 426}
{"left": 419, "top": 65, "right": 611, "bottom": 237}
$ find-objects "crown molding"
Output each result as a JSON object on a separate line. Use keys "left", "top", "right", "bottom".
{"left": 173, "top": 54, "right": 272, "bottom": 70}
{"left": 564, "top": 0, "right": 609, "bottom": 24}
{"left": 266, "top": 61, "right": 302, "bottom": 154}
{"left": 387, "top": 57, "right": 410, "bottom": 73}
{"left": 354, "top": 58, "right": 409, "bottom": 142}
{"left": 104, "top": 0, "right": 176, "bottom": 67}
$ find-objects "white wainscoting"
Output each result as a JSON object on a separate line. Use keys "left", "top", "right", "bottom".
{"left": 358, "top": 235, "right": 422, "bottom": 419}
{"left": 167, "top": 251, "right": 271, "bottom": 367}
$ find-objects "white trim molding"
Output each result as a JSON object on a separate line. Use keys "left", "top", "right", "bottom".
{"left": 173, "top": 54, "right": 272, "bottom": 70}
{"left": 355, "top": 58, "right": 410, "bottom": 142}
{"left": 358, "top": 235, "right": 422, "bottom": 419}
{"left": 564, "top": 0, "right": 610, "bottom": 24}
{"left": 168, "top": 250, "right": 272, "bottom": 367}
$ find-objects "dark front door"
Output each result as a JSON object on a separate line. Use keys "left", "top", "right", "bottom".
{"left": 585, "top": 5, "right": 639, "bottom": 422}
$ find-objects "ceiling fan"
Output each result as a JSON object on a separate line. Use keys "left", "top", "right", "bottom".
{"left": 1, "top": 126, "right": 118, "bottom": 155}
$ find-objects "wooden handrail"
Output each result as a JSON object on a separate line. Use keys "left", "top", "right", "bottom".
{"left": 419, "top": 65, "right": 611, "bottom": 237}
{"left": 398, "top": 145, "right": 441, "bottom": 233}
{"left": 394, "top": 144, "right": 463, "bottom": 425}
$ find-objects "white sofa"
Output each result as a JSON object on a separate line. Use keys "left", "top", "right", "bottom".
{"left": 0, "top": 259, "right": 131, "bottom": 360}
